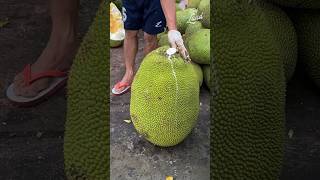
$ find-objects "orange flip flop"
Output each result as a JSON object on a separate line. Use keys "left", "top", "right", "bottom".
{"left": 112, "top": 81, "right": 131, "bottom": 96}
{"left": 6, "top": 64, "right": 68, "bottom": 106}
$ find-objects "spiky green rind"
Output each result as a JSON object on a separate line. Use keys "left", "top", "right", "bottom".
{"left": 176, "top": 8, "right": 198, "bottom": 34}
{"left": 64, "top": 1, "right": 109, "bottom": 180}
{"left": 261, "top": 2, "right": 297, "bottom": 82}
{"left": 198, "top": 0, "right": 210, "bottom": 28}
{"left": 289, "top": 9, "right": 320, "bottom": 88}
{"left": 187, "top": 0, "right": 201, "bottom": 8}
{"left": 266, "top": 0, "right": 320, "bottom": 9}
{"left": 202, "top": 65, "right": 210, "bottom": 90}
{"left": 212, "top": 0, "right": 285, "bottom": 179}
{"left": 158, "top": 33, "right": 170, "bottom": 47}
{"left": 187, "top": 29, "right": 210, "bottom": 65}
{"left": 110, "top": 39, "right": 123, "bottom": 48}
{"left": 185, "top": 21, "right": 204, "bottom": 42}
{"left": 191, "top": 62, "right": 203, "bottom": 86}
{"left": 130, "top": 46, "right": 200, "bottom": 147}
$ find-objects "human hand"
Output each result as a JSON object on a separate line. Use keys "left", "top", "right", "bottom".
{"left": 168, "top": 30, "right": 191, "bottom": 62}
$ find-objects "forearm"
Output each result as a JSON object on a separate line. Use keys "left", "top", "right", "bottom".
{"left": 160, "top": 0, "right": 177, "bottom": 30}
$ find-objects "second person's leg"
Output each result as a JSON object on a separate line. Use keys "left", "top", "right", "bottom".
{"left": 121, "top": 30, "right": 139, "bottom": 85}
{"left": 13, "top": 0, "right": 79, "bottom": 97}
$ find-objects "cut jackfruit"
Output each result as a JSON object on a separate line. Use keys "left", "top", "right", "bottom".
{"left": 110, "top": 2, "right": 124, "bottom": 48}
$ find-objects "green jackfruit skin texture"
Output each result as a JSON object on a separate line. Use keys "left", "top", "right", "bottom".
{"left": 202, "top": 65, "right": 210, "bottom": 90}
{"left": 176, "top": 8, "right": 198, "bottom": 34}
{"left": 191, "top": 62, "right": 203, "bottom": 86}
{"left": 261, "top": 2, "right": 297, "bottom": 82}
{"left": 110, "top": 39, "right": 123, "bottom": 48}
{"left": 266, "top": 0, "right": 320, "bottom": 9}
{"left": 64, "top": 2, "right": 109, "bottom": 180}
{"left": 185, "top": 21, "right": 203, "bottom": 41}
{"left": 187, "top": 29, "right": 210, "bottom": 65}
{"left": 212, "top": 0, "right": 285, "bottom": 179}
{"left": 158, "top": 33, "right": 170, "bottom": 47}
{"left": 130, "top": 46, "right": 200, "bottom": 147}
{"left": 187, "top": 0, "right": 201, "bottom": 8}
{"left": 290, "top": 10, "right": 320, "bottom": 88}
{"left": 198, "top": 0, "right": 210, "bottom": 28}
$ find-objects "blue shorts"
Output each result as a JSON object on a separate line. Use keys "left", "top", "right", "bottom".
{"left": 122, "top": 0, "right": 166, "bottom": 35}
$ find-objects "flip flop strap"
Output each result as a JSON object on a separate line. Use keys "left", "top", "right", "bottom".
{"left": 23, "top": 64, "right": 67, "bottom": 86}
{"left": 115, "top": 82, "right": 130, "bottom": 89}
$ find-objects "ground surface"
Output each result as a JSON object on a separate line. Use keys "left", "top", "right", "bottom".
{"left": 0, "top": 1, "right": 98, "bottom": 179}
{"left": 0, "top": 1, "right": 320, "bottom": 180}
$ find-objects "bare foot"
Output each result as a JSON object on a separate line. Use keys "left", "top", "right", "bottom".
{"left": 12, "top": 33, "right": 78, "bottom": 97}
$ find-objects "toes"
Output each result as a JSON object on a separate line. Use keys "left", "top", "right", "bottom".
{"left": 20, "top": 80, "right": 49, "bottom": 97}
{"left": 13, "top": 73, "right": 23, "bottom": 83}
{"left": 13, "top": 84, "right": 22, "bottom": 96}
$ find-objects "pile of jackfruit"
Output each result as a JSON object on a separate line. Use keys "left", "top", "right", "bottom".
{"left": 212, "top": 0, "right": 320, "bottom": 179}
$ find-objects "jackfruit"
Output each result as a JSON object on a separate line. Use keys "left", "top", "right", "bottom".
{"left": 212, "top": 0, "right": 285, "bottom": 179}
{"left": 191, "top": 62, "right": 203, "bottom": 86}
{"left": 184, "top": 21, "right": 203, "bottom": 41}
{"left": 261, "top": 2, "right": 297, "bottom": 82}
{"left": 198, "top": 0, "right": 210, "bottom": 28}
{"left": 202, "top": 65, "right": 210, "bottom": 90}
{"left": 187, "top": 0, "right": 201, "bottom": 8}
{"left": 64, "top": 1, "right": 109, "bottom": 180}
{"left": 266, "top": 0, "right": 320, "bottom": 9}
{"left": 110, "top": 2, "right": 124, "bottom": 48}
{"left": 176, "top": 8, "right": 198, "bottom": 34}
{"left": 130, "top": 46, "right": 200, "bottom": 147}
{"left": 158, "top": 33, "right": 170, "bottom": 47}
{"left": 187, "top": 28, "right": 210, "bottom": 65}
{"left": 289, "top": 10, "right": 320, "bottom": 88}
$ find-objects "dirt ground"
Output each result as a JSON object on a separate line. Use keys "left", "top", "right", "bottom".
{"left": 0, "top": 0, "right": 320, "bottom": 180}
{"left": 0, "top": 1, "right": 98, "bottom": 179}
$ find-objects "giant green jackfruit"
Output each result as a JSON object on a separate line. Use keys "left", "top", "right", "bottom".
{"left": 202, "top": 65, "right": 210, "bottom": 90}
{"left": 64, "top": 1, "right": 109, "bottom": 180}
{"left": 184, "top": 21, "right": 203, "bottom": 41}
{"left": 198, "top": 0, "right": 210, "bottom": 28}
{"left": 212, "top": 0, "right": 285, "bottom": 179}
{"left": 191, "top": 62, "right": 203, "bottom": 86}
{"left": 130, "top": 46, "right": 200, "bottom": 147}
{"left": 187, "top": 0, "right": 201, "bottom": 8}
{"left": 289, "top": 10, "right": 320, "bottom": 88}
{"left": 266, "top": 0, "right": 320, "bottom": 9}
{"left": 261, "top": 2, "right": 297, "bottom": 82}
{"left": 187, "top": 29, "right": 210, "bottom": 65}
{"left": 176, "top": 8, "right": 198, "bottom": 34}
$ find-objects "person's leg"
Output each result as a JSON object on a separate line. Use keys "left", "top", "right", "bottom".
{"left": 143, "top": 32, "right": 158, "bottom": 56}
{"left": 13, "top": 0, "right": 79, "bottom": 97}
{"left": 119, "top": 30, "right": 139, "bottom": 85}
{"left": 142, "top": 0, "right": 166, "bottom": 55}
